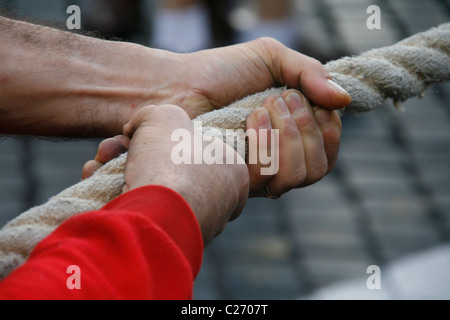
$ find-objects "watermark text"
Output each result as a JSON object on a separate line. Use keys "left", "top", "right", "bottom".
{"left": 366, "top": 5, "right": 381, "bottom": 30}
{"left": 366, "top": 264, "right": 381, "bottom": 290}
{"left": 171, "top": 121, "right": 279, "bottom": 175}
{"left": 66, "top": 5, "right": 81, "bottom": 30}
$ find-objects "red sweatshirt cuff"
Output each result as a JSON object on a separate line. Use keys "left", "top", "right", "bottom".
{"left": 101, "top": 185, "right": 204, "bottom": 278}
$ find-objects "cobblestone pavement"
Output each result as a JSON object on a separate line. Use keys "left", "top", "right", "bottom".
{"left": 0, "top": 0, "right": 449, "bottom": 299}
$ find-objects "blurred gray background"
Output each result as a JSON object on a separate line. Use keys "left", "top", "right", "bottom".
{"left": 0, "top": 0, "right": 449, "bottom": 299}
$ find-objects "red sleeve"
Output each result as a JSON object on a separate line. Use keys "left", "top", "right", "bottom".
{"left": 0, "top": 185, "right": 204, "bottom": 300}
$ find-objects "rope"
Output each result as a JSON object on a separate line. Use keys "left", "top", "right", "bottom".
{"left": 0, "top": 23, "right": 449, "bottom": 279}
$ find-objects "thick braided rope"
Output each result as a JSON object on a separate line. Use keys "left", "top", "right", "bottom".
{"left": 0, "top": 23, "right": 449, "bottom": 279}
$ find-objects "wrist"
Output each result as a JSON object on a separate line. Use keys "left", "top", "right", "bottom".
{"left": 167, "top": 162, "right": 249, "bottom": 243}
{"left": 0, "top": 17, "right": 185, "bottom": 137}
{"left": 58, "top": 41, "right": 184, "bottom": 137}
{"left": 69, "top": 42, "right": 188, "bottom": 137}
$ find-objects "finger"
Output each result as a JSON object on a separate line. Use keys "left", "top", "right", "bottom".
{"left": 81, "top": 135, "right": 130, "bottom": 180}
{"left": 81, "top": 160, "right": 104, "bottom": 180}
{"left": 313, "top": 108, "right": 342, "bottom": 173}
{"left": 246, "top": 106, "right": 274, "bottom": 197}
{"left": 121, "top": 105, "right": 193, "bottom": 194}
{"left": 263, "top": 93, "right": 306, "bottom": 195}
{"left": 299, "top": 62, "right": 351, "bottom": 110}
{"left": 123, "top": 105, "right": 158, "bottom": 138}
{"left": 95, "top": 135, "right": 130, "bottom": 164}
{"left": 282, "top": 90, "right": 328, "bottom": 187}
{"left": 254, "top": 38, "right": 351, "bottom": 109}
{"left": 123, "top": 104, "right": 191, "bottom": 138}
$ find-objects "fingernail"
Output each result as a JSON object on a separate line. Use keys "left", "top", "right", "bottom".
{"left": 314, "top": 108, "right": 330, "bottom": 127}
{"left": 327, "top": 79, "right": 349, "bottom": 96}
{"left": 286, "top": 91, "right": 306, "bottom": 115}
{"left": 274, "top": 97, "right": 290, "bottom": 118}
{"left": 113, "top": 139, "right": 129, "bottom": 154}
{"left": 256, "top": 108, "right": 271, "bottom": 129}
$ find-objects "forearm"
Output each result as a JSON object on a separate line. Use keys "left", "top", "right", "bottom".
{"left": 0, "top": 16, "right": 181, "bottom": 137}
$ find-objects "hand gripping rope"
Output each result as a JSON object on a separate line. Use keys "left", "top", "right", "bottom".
{"left": 0, "top": 23, "right": 448, "bottom": 279}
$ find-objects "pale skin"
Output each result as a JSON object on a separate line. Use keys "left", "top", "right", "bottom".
{"left": 121, "top": 105, "right": 249, "bottom": 244}
{"left": 83, "top": 89, "right": 343, "bottom": 199}
{"left": 0, "top": 16, "right": 350, "bottom": 242}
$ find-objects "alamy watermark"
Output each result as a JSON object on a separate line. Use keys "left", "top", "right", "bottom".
{"left": 66, "top": 4, "right": 382, "bottom": 31}
{"left": 366, "top": 5, "right": 381, "bottom": 30}
{"left": 171, "top": 121, "right": 280, "bottom": 175}
{"left": 66, "top": 265, "right": 81, "bottom": 290}
{"left": 366, "top": 264, "right": 381, "bottom": 290}
{"left": 66, "top": 4, "right": 382, "bottom": 32}
{"left": 66, "top": 5, "right": 81, "bottom": 30}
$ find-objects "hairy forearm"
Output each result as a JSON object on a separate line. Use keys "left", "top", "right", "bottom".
{"left": 0, "top": 16, "right": 181, "bottom": 137}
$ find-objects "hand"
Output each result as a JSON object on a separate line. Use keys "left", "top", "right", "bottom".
{"left": 81, "top": 135, "right": 130, "bottom": 180}
{"left": 149, "top": 38, "right": 351, "bottom": 119}
{"left": 245, "top": 89, "right": 342, "bottom": 198}
{"left": 82, "top": 40, "right": 346, "bottom": 201}
{"left": 88, "top": 105, "right": 249, "bottom": 244}
{"left": 83, "top": 88, "right": 341, "bottom": 200}
{"left": 0, "top": 16, "right": 350, "bottom": 138}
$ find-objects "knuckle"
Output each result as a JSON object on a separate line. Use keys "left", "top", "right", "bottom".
{"left": 135, "top": 104, "right": 157, "bottom": 116}
{"left": 297, "top": 113, "right": 321, "bottom": 136}
{"left": 290, "top": 165, "right": 308, "bottom": 189}
{"left": 256, "top": 36, "right": 283, "bottom": 49}
{"left": 137, "top": 104, "right": 181, "bottom": 118}
{"left": 307, "top": 157, "right": 329, "bottom": 184}
{"left": 304, "top": 57, "right": 330, "bottom": 80}
{"left": 143, "top": 104, "right": 190, "bottom": 126}
{"left": 308, "top": 57, "right": 324, "bottom": 70}
{"left": 280, "top": 118, "right": 300, "bottom": 139}
{"left": 164, "top": 104, "right": 191, "bottom": 121}
{"left": 253, "top": 37, "right": 285, "bottom": 60}
{"left": 323, "top": 123, "right": 342, "bottom": 145}
{"left": 97, "top": 137, "right": 112, "bottom": 150}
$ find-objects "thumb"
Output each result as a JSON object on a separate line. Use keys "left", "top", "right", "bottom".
{"left": 300, "top": 65, "right": 352, "bottom": 110}
{"left": 122, "top": 105, "right": 159, "bottom": 138}
{"left": 254, "top": 38, "right": 351, "bottom": 109}
{"left": 123, "top": 104, "right": 191, "bottom": 138}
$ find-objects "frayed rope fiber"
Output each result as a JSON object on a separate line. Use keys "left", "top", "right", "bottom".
{"left": 0, "top": 23, "right": 449, "bottom": 279}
